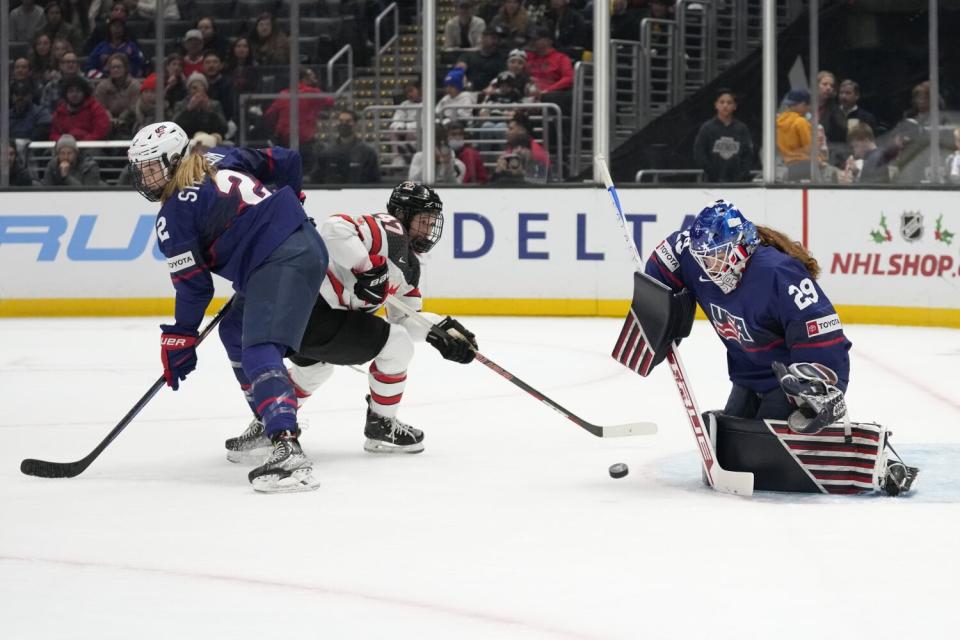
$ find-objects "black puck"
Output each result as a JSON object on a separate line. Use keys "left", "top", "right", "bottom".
{"left": 608, "top": 463, "right": 629, "bottom": 479}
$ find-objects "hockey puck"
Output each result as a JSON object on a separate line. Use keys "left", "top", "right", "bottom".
{"left": 608, "top": 463, "right": 629, "bottom": 479}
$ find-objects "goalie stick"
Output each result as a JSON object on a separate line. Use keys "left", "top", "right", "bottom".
{"left": 596, "top": 155, "right": 754, "bottom": 496}
{"left": 383, "top": 296, "right": 657, "bottom": 438}
{"left": 20, "top": 297, "right": 235, "bottom": 479}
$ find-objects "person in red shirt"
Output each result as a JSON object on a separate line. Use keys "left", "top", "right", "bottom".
{"left": 525, "top": 26, "right": 573, "bottom": 97}
{"left": 445, "top": 120, "right": 488, "bottom": 184}
{"left": 50, "top": 76, "right": 112, "bottom": 141}
{"left": 264, "top": 67, "right": 335, "bottom": 148}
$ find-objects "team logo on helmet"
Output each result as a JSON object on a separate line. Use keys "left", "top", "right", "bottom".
{"left": 154, "top": 124, "right": 167, "bottom": 136}
{"left": 900, "top": 211, "right": 923, "bottom": 242}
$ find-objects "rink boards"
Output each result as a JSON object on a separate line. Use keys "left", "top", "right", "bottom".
{"left": 0, "top": 187, "right": 958, "bottom": 326}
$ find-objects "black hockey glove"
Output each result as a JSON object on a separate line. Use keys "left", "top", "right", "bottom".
{"left": 426, "top": 316, "right": 478, "bottom": 364}
{"left": 772, "top": 361, "right": 847, "bottom": 434}
{"left": 353, "top": 254, "right": 389, "bottom": 305}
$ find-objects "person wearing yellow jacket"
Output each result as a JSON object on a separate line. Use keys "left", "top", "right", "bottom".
{"left": 776, "top": 89, "right": 827, "bottom": 182}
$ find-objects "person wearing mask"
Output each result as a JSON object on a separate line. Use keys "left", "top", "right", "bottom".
{"left": 407, "top": 125, "right": 466, "bottom": 184}
{"left": 311, "top": 110, "right": 381, "bottom": 184}
{"left": 42, "top": 133, "right": 104, "bottom": 186}
{"left": 693, "top": 88, "right": 754, "bottom": 183}
{"left": 10, "top": 80, "right": 53, "bottom": 140}
{"left": 446, "top": 120, "right": 488, "bottom": 184}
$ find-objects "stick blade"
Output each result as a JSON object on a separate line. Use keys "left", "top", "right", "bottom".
{"left": 711, "top": 468, "right": 755, "bottom": 497}
{"left": 599, "top": 421, "right": 658, "bottom": 438}
{"left": 20, "top": 458, "right": 83, "bottom": 479}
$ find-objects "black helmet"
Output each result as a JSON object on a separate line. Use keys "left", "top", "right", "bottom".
{"left": 386, "top": 181, "right": 444, "bottom": 253}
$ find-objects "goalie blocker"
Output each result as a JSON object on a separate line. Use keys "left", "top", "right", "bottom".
{"left": 613, "top": 272, "right": 917, "bottom": 496}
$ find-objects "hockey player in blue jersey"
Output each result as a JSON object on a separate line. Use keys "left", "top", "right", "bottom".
{"left": 127, "top": 121, "right": 329, "bottom": 493}
{"left": 646, "top": 200, "right": 851, "bottom": 424}
{"left": 632, "top": 200, "right": 915, "bottom": 495}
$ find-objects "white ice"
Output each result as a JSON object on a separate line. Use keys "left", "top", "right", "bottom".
{"left": 1, "top": 317, "right": 959, "bottom": 639}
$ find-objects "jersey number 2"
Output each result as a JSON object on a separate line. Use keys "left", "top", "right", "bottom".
{"left": 788, "top": 278, "right": 819, "bottom": 310}
{"left": 214, "top": 170, "right": 269, "bottom": 205}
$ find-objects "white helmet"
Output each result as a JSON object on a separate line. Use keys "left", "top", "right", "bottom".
{"left": 127, "top": 121, "right": 189, "bottom": 202}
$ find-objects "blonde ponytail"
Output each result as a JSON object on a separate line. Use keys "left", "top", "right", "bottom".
{"left": 160, "top": 152, "right": 217, "bottom": 202}
{"left": 756, "top": 225, "right": 821, "bottom": 279}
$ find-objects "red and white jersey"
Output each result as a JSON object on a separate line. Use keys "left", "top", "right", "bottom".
{"left": 319, "top": 213, "right": 441, "bottom": 336}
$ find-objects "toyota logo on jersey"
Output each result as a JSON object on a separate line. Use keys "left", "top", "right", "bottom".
{"left": 709, "top": 303, "right": 754, "bottom": 344}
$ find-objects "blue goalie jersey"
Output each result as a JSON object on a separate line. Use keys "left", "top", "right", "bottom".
{"left": 645, "top": 229, "right": 852, "bottom": 393}
{"left": 154, "top": 146, "right": 307, "bottom": 332}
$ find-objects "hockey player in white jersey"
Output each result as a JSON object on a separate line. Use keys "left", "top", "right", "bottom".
{"left": 225, "top": 182, "right": 478, "bottom": 461}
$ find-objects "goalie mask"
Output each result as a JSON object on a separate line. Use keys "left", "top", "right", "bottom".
{"left": 386, "top": 181, "right": 444, "bottom": 253}
{"left": 689, "top": 200, "right": 759, "bottom": 294}
{"left": 127, "top": 121, "right": 189, "bottom": 202}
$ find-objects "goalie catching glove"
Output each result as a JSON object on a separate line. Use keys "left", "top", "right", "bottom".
{"left": 772, "top": 361, "right": 847, "bottom": 434}
{"left": 426, "top": 316, "right": 477, "bottom": 364}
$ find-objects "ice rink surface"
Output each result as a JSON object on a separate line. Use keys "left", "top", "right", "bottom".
{"left": 2, "top": 316, "right": 958, "bottom": 639}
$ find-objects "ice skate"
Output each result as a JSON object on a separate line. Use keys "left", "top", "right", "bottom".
{"left": 225, "top": 417, "right": 271, "bottom": 464}
{"left": 880, "top": 460, "right": 918, "bottom": 497}
{"left": 248, "top": 429, "right": 319, "bottom": 493}
{"left": 363, "top": 395, "right": 424, "bottom": 454}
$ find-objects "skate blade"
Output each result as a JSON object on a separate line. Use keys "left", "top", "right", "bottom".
{"left": 363, "top": 438, "right": 425, "bottom": 454}
{"left": 251, "top": 468, "right": 321, "bottom": 493}
{"left": 226, "top": 446, "right": 272, "bottom": 465}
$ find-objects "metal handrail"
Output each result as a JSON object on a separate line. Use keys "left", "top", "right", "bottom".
{"left": 676, "top": 0, "right": 715, "bottom": 96}
{"left": 374, "top": 3, "right": 400, "bottom": 106}
{"left": 326, "top": 44, "right": 354, "bottom": 109}
{"left": 362, "top": 104, "right": 423, "bottom": 175}
{"left": 238, "top": 91, "right": 338, "bottom": 146}
{"left": 569, "top": 61, "right": 593, "bottom": 176}
{"left": 639, "top": 18, "right": 679, "bottom": 125}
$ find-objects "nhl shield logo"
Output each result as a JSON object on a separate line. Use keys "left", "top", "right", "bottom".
{"left": 900, "top": 211, "right": 923, "bottom": 242}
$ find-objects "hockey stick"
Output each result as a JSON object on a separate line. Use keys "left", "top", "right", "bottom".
{"left": 596, "top": 155, "right": 753, "bottom": 495}
{"left": 20, "top": 297, "right": 235, "bottom": 479}
{"left": 383, "top": 296, "right": 657, "bottom": 438}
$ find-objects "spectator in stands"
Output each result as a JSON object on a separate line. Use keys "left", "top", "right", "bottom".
{"left": 389, "top": 79, "right": 422, "bottom": 168}
{"left": 42, "top": 133, "right": 104, "bottom": 186}
{"left": 891, "top": 80, "right": 950, "bottom": 184}
{"left": 500, "top": 48, "right": 536, "bottom": 99}
{"left": 50, "top": 76, "right": 111, "bottom": 141}
{"left": 249, "top": 13, "right": 290, "bottom": 66}
{"left": 181, "top": 29, "right": 205, "bottom": 77}
{"left": 203, "top": 50, "right": 236, "bottom": 123}
{"left": 496, "top": 111, "right": 549, "bottom": 182}
{"left": 475, "top": 0, "right": 501, "bottom": 23}
{"left": 131, "top": 72, "right": 166, "bottom": 133}
{"left": 491, "top": 145, "right": 533, "bottom": 184}
{"left": 491, "top": 0, "right": 529, "bottom": 51}
{"left": 446, "top": 120, "right": 488, "bottom": 184}
{"left": 509, "top": 111, "right": 549, "bottom": 168}
{"left": 61, "top": 0, "right": 92, "bottom": 41}
{"left": 837, "top": 79, "right": 879, "bottom": 134}
{"left": 776, "top": 88, "right": 819, "bottom": 182}
{"left": 50, "top": 38, "right": 75, "bottom": 78}
{"left": 543, "top": 0, "right": 588, "bottom": 57}
{"left": 479, "top": 71, "right": 523, "bottom": 140}
{"left": 93, "top": 53, "right": 140, "bottom": 138}
{"left": 225, "top": 37, "right": 255, "bottom": 97}
{"left": 444, "top": 0, "right": 486, "bottom": 50}
{"left": 85, "top": 2, "right": 129, "bottom": 52}
{"left": 311, "top": 109, "right": 381, "bottom": 184}
{"left": 457, "top": 26, "right": 507, "bottom": 92}
{"left": 38, "top": 2, "right": 84, "bottom": 52}
{"left": 838, "top": 123, "right": 893, "bottom": 185}
{"left": 173, "top": 71, "right": 228, "bottom": 138}
{"left": 40, "top": 50, "right": 81, "bottom": 112}
{"left": 693, "top": 88, "right": 754, "bottom": 183}
{"left": 408, "top": 124, "right": 467, "bottom": 184}
{"left": 436, "top": 67, "right": 477, "bottom": 125}
{"left": 526, "top": 26, "right": 573, "bottom": 109}
{"left": 10, "top": 0, "right": 46, "bottom": 43}
{"left": 10, "top": 80, "right": 52, "bottom": 140}
{"left": 5, "top": 144, "right": 40, "bottom": 186}
{"left": 29, "top": 33, "right": 55, "bottom": 84}
{"left": 134, "top": 0, "right": 179, "bottom": 20}
{"left": 264, "top": 67, "right": 334, "bottom": 148}
{"left": 85, "top": 17, "right": 146, "bottom": 77}
{"left": 611, "top": 0, "right": 644, "bottom": 41}
{"left": 163, "top": 53, "right": 188, "bottom": 111}
{"left": 945, "top": 128, "right": 960, "bottom": 184}
{"left": 11, "top": 58, "right": 42, "bottom": 102}
{"left": 816, "top": 70, "right": 847, "bottom": 164}
{"left": 197, "top": 17, "right": 228, "bottom": 60}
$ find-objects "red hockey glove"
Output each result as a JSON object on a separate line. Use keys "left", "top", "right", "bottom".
{"left": 160, "top": 325, "right": 199, "bottom": 390}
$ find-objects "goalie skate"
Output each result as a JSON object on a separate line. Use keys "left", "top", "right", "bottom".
{"left": 363, "top": 396, "right": 424, "bottom": 454}
{"left": 225, "top": 417, "right": 271, "bottom": 464}
{"left": 248, "top": 430, "right": 320, "bottom": 493}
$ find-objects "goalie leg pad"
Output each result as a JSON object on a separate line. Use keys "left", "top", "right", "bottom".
{"left": 711, "top": 413, "right": 898, "bottom": 494}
